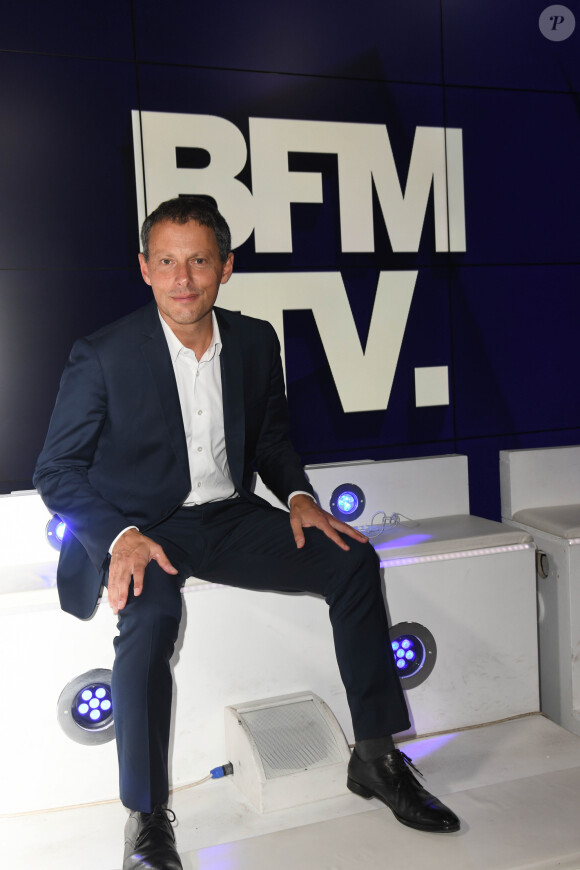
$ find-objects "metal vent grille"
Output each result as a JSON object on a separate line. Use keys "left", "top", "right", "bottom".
{"left": 239, "top": 698, "right": 343, "bottom": 780}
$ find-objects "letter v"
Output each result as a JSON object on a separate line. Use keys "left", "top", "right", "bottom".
{"left": 312, "top": 271, "right": 417, "bottom": 413}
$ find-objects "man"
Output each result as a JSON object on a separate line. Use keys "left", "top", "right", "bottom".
{"left": 34, "top": 197, "right": 459, "bottom": 869}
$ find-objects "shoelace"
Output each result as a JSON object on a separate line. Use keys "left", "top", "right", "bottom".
{"left": 138, "top": 806, "right": 177, "bottom": 838}
{"left": 395, "top": 751, "right": 425, "bottom": 780}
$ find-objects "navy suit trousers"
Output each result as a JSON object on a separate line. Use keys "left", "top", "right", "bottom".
{"left": 110, "top": 498, "right": 410, "bottom": 812}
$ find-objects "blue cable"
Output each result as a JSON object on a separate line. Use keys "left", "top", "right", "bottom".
{"left": 210, "top": 763, "right": 234, "bottom": 779}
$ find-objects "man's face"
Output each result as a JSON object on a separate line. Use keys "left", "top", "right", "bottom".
{"left": 138, "top": 219, "right": 234, "bottom": 335}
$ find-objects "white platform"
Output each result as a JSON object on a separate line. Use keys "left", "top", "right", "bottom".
{"left": 3, "top": 714, "right": 580, "bottom": 870}
{"left": 1, "top": 455, "right": 540, "bottom": 814}
{"left": 501, "top": 446, "right": 580, "bottom": 738}
{"left": 0, "top": 455, "right": 567, "bottom": 867}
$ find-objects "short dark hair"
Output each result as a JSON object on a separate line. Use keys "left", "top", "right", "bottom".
{"left": 140, "top": 196, "right": 232, "bottom": 263}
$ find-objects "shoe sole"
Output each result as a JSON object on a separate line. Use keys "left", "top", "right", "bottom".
{"left": 346, "top": 777, "right": 460, "bottom": 834}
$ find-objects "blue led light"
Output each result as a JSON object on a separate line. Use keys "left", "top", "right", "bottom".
{"left": 389, "top": 623, "right": 436, "bottom": 689}
{"left": 390, "top": 633, "right": 425, "bottom": 678}
{"left": 46, "top": 515, "right": 68, "bottom": 551}
{"left": 330, "top": 483, "right": 365, "bottom": 521}
{"left": 58, "top": 669, "right": 116, "bottom": 745}
{"left": 337, "top": 492, "right": 358, "bottom": 514}
{"left": 72, "top": 682, "right": 114, "bottom": 731}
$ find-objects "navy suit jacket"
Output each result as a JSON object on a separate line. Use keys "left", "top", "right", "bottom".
{"left": 34, "top": 302, "right": 313, "bottom": 619}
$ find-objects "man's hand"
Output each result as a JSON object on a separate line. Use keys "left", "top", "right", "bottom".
{"left": 108, "top": 528, "right": 178, "bottom": 614}
{"left": 288, "top": 493, "right": 369, "bottom": 551}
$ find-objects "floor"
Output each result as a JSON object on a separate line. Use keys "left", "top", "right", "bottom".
{"left": 4, "top": 713, "right": 580, "bottom": 869}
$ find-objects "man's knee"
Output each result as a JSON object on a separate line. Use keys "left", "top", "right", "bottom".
{"left": 322, "top": 537, "right": 382, "bottom": 601}
{"left": 343, "top": 536, "right": 381, "bottom": 575}
{"left": 115, "top": 562, "right": 183, "bottom": 647}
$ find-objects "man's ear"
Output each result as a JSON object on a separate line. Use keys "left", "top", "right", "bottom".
{"left": 220, "top": 252, "right": 234, "bottom": 285}
{"left": 138, "top": 252, "right": 152, "bottom": 286}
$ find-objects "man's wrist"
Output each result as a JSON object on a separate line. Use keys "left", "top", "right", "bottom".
{"left": 288, "top": 491, "right": 315, "bottom": 508}
{"left": 109, "top": 526, "right": 139, "bottom": 555}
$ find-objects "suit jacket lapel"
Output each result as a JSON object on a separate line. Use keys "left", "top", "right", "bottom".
{"left": 139, "top": 303, "right": 190, "bottom": 478}
{"left": 216, "top": 309, "right": 246, "bottom": 490}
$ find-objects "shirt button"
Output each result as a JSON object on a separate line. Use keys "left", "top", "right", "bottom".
{"left": 197, "top": 446, "right": 203, "bottom": 453}
{"left": 197, "top": 410, "right": 203, "bottom": 416}
{"left": 196, "top": 481, "right": 202, "bottom": 488}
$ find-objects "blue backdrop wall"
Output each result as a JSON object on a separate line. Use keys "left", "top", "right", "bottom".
{"left": 1, "top": 0, "right": 579, "bottom": 520}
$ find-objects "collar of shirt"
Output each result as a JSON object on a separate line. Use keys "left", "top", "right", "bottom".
{"left": 158, "top": 309, "right": 222, "bottom": 364}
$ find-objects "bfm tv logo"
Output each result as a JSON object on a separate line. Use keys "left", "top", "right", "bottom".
{"left": 132, "top": 112, "right": 466, "bottom": 413}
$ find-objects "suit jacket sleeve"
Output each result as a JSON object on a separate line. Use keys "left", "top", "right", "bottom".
{"left": 33, "top": 337, "right": 135, "bottom": 572}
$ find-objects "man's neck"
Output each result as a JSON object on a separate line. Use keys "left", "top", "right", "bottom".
{"left": 162, "top": 311, "right": 214, "bottom": 360}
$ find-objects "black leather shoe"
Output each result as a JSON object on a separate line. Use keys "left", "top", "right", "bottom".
{"left": 123, "top": 805, "right": 183, "bottom": 869}
{"left": 347, "top": 748, "right": 460, "bottom": 833}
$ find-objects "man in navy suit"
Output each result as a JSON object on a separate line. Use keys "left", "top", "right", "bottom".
{"left": 34, "top": 197, "right": 459, "bottom": 869}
